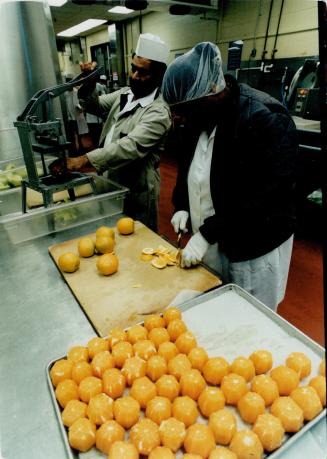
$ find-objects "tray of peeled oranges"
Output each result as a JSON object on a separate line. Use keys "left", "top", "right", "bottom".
{"left": 47, "top": 284, "right": 326, "bottom": 459}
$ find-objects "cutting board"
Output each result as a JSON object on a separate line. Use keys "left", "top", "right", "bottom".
{"left": 49, "top": 221, "right": 222, "bottom": 336}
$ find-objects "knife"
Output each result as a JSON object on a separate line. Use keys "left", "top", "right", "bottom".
{"left": 176, "top": 231, "right": 182, "bottom": 265}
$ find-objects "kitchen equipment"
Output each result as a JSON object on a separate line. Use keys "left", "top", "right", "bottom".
{"left": 13, "top": 67, "right": 103, "bottom": 212}
{"left": 176, "top": 230, "right": 183, "bottom": 264}
{"left": 48, "top": 221, "right": 221, "bottom": 336}
{"left": 0, "top": 176, "right": 128, "bottom": 244}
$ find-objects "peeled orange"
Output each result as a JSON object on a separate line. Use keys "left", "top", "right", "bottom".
{"left": 97, "top": 253, "right": 119, "bottom": 276}
{"left": 58, "top": 252, "right": 80, "bottom": 273}
{"left": 117, "top": 217, "right": 134, "bottom": 235}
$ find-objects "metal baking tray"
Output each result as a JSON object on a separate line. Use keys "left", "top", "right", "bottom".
{"left": 46, "top": 284, "right": 326, "bottom": 459}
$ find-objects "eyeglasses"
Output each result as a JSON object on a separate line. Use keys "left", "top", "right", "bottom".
{"left": 131, "top": 64, "right": 151, "bottom": 77}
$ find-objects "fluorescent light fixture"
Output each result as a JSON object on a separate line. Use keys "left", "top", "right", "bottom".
{"left": 48, "top": 0, "right": 67, "bottom": 6}
{"left": 58, "top": 19, "right": 107, "bottom": 37}
{"left": 108, "top": 6, "right": 134, "bottom": 14}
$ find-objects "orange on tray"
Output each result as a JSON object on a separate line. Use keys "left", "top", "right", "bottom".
{"left": 172, "top": 395, "right": 199, "bottom": 427}
{"left": 149, "top": 446, "right": 175, "bottom": 459}
{"left": 50, "top": 359, "right": 73, "bottom": 387}
{"left": 87, "top": 337, "right": 109, "bottom": 359}
{"left": 309, "top": 375, "right": 326, "bottom": 406}
{"left": 91, "top": 350, "right": 114, "bottom": 377}
{"left": 249, "top": 349, "right": 273, "bottom": 375}
{"left": 159, "top": 417, "right": 186, "bottom": 452}
{"left": 184, "top": 423, "right": 216, "bottom": 458}
{"left": 270, "top": 365, "right": 300, "bottom": 395}
{"left": 253, "top": 413, "right": 285, "bottom": 452}
{"left": 130, "top": 418, "right": 160, "bottom": 456}
{"left": 208, "top": 408, "right": 237, "bottom": 445}
{"left": 286, "top": 352, "right": 311, "bottom": 379}
{"left": 230, "top": 430, "right": 263, "bottom": 459}
{"left": 156, "top": 374, "right": 180, "bottom": 401}
{"left": 270, "top": 396, "right": 304, "bottom": 432}
{"left": 127, "top": 324, "right": 148, "bottom": 344}
{"left": 102, "top": 368, "right": 126, "bottom": 399}
{"left": 180, "top": 369, "right": 206, "bottom": 400}
{"left": 146, "top": 396, "right": 172, "bottom": 425}
{"left": 158, "top": 341, "right": 178, "bottom": 362}
{"left": 130, "top": 376, "right": 157, "bottom": 409}
{"left": 133, "top": 339, "right": 157, "bottom": 361}
{"left": 78, "top": 376, "right": 102, "bottom": 403}
{"left": 111, "top": 341, "right": 134, "bottom": 368}
{"left": 67, "top": 346, "right": 89, "bottom": 364}
{"left": 188, "top": 346, "right": 209, "bottom": 371}
{"left": 290, "top": 386, "right": 323, "bottom": 421}
{"left": 55, "top": 379, "right": 79, "bottom": 408}
{"left": 231, "top": 356, "right": 255, "bottom": 382}
{"left": 198, "top": 386, "right": 225, "bottom": 418}
{"left": 168, "top": 353, "right": 192, "bottom": 380}
{"left": 147, "top": 355, "right": 168, "bottom": 382}
{"left": 71, "top": 360, "right": 93, "bottom": 385}
{"left": 113, "top": 396, "right": 140, "bottom": 429}
{"left": 251, "top": 374, "right": 279, "bottom": 406}
{"left": 68, "top": 418, "right": 96, "bottom": 452}
{"left": 121, "top": 356, "right": 147, "bottom": 386}
{"left": 95, "top": 420, "right": 125, "bottom": 454}
{"left": 221, "top": 373, "right": 248, "bottom": 405}
{"left": 209, "top": 447, "right": 238, "bottom": 458}
{"left": 62, "top": 399, "right": 87, "bottom": 427}
{"left": 237, "top": 391, "right": 265, "bottom": 424}
{"left": 109, "top": 441, "right": 139, "bottom": 458}
{"left": 202, "top": 357, "right": 230, "bottom": 385}
{"left": 86, "top": 393, "right": 113, "bottom": 425}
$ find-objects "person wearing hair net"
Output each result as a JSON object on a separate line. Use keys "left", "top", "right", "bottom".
{"left": 162, "top": 42, "right": 298, "bottom": 311}
{"left": 67, "top": 34, "right": 171, "bottom": 231}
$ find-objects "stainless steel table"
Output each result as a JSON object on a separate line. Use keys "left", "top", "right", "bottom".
{"left": 0, "top": 217, "right": 326, "bottom": 459}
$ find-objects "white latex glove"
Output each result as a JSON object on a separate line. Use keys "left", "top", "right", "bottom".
{"left": 171, "top": 210, "right": 189, "bottom": 234}
{"left": 181, "top": 231, "right": 209, "bottom": 268}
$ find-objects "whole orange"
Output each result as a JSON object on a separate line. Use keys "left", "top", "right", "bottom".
{"left": 95, "top": 236, "right": 115, "bottom": 254}
{"left": 96, "top": 226, "right": 115, "bottom": 239}
{"left": 97, "top": 253, "right": 119, "bottom": 276}
{"left": 116, "top": 217, "right": 134, "bottom": 235}
{"left": 58, "top": 252, "right": 80, "bottom": 273}
{"left": 78, "top": 237, "right": 95, "bottom": 258}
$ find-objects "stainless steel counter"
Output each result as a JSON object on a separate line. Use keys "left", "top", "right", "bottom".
{"left": 0, "top": 217, "right": 120, "bottom": 459}
{"left": 0, "top": 217, "right": 326, "bottom": 459}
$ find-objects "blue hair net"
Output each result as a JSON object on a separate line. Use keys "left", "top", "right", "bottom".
{"left": 162, "top": 42, "right": 226, "bottom": 105}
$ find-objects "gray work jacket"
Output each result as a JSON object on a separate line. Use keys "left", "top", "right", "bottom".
{"left": 84, "top": 87, "right": 171, "bottom": 231}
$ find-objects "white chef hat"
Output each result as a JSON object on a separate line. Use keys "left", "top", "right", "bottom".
{"left": 135, "top": 33, "right": 169, "bottom": 64}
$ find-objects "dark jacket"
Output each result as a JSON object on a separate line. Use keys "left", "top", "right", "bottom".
{"left": 172, "top": 81, "right": 298, "bottom": 262}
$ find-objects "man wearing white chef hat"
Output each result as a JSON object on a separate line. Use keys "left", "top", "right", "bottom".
{"left": 67, "top": 33, "right": 171, "bottom": 231}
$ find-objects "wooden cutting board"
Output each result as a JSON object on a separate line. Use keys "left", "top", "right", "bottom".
{"left": 49, "top": 221, "right": 222, "bottom": 336}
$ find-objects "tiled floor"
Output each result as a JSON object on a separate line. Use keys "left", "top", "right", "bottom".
{"left": 159, "top": 152, "right": 325, "bottom": 347}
